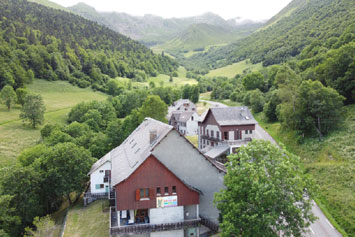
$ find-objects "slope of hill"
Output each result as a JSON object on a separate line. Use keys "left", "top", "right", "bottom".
{"left": 68, "top": 3, "right": 263, "bottom": 47}
{"left": 0, "top": 0, "right": 177, "bottom": 92}
{"left": 27, "top": 0, "right": 71, "bottom": 12}
{"left": 187, "top": 0, "right": 355, "bottom": 70}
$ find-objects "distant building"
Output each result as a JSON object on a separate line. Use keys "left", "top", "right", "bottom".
{"left": 86, "top": 118, "right": 225, "bottom": 236}
{"left": 170, "top": 111, "right": 199, "bottom": 135}
{"left": 168, "top": 99, "right": 199, "bottom": 135}
{"left": 198, "top": 106, "right": 257, "bottom": 163}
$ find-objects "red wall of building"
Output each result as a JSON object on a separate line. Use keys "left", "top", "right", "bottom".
{"left": 114, "top": 155, "right": 199, "bottom": 211}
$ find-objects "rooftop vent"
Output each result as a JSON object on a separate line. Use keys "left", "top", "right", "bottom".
{"left": 149, "top": 129, "right": 158, "bottom": 145}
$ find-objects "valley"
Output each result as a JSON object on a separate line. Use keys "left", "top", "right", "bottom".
{"left": 0, "top": 0, "right": 354, "bottom": 236}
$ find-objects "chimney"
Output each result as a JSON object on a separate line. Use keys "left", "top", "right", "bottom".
{"left": 149, "top": 129, "right": 157, "bottom": 144}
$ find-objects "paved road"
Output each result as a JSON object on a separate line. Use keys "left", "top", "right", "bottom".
{"left": 201, "top": 100, "right": 342, "bottom": 237}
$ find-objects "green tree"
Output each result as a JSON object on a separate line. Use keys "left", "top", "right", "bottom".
{"left": 215, "top": 140, "right": 316, "bottom": 237}
{"left": 0, "top": 85, "right": 17, "bottom": 110}
{"left": 242, "top": 72, "right": 266, "bottom": 91}
{"left": 298, "top": 80, "right": 345, "bottom": 139}
{"left": 190, "top": 85, "right": 200, "bottom": 103}
{"left": 0, "top": 166, "right": 44, "bottom": 236}
{"left": 0, "top": 195, "right": 21, "bottom": 237}
{"left": 249, "top": 89, "right": 265, "bottom": 113}
{"left": 15, "top": 88, "right": 28, "bottom": 106}
{"left": 34, "top": 142, "right": 94, "bottom": 205}
{"left": 138, "top": 95, "right": 168, "bottom": 123}
{"left": 20, "top": 94, "right": 46, "bottom": 128}
{"left": 24, "top": 215, "right": 55, "bottom": 237}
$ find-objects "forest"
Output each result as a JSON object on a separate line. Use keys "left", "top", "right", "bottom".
{"left": 185, "top": 0, "right": 355, "bottom": 70}
{"left": 0, "top": 0, "right": 178, "bottom": 92}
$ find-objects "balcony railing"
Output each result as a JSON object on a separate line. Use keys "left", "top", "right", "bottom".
{"left": 201, "top": 135, "right": 221, "bottom": 142}
{"left": 110, "top": 207, "right": 200, "bottom": 235}
{"left": 110, "top": 219, "right": 200, "bottom": 235}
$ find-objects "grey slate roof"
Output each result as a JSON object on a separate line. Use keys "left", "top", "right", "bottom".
{"left": 204, "top": 145, "right": 230, "bottom": 159}
{"left": 111, "top": 118, "right": 173, "bottom": 186}
{"left": 168, "top": 99, "right": 196, "bottom": 116}
{"left": 178, "top": 111, "right": 195, "bottom": 123}
{"left": 88, "top": 152, "right": 111, "bottom": 175}
{"left": 204, "top": 106, "right": 257, "bottom": 126}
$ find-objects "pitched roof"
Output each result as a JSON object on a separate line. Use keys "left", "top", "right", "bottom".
{"left": 178, "top": 111, "right": 195, "bottom": 123}
{"left": 168, "top": 99, "right": 196, "bottom": 115}
{"left": 201, "top": 106, "right": 257, "bottom": 126}
{"left": 110, "top": 118, "right": 173, "bottom": 186}
{"left": 88, "top": 152, "right": 111, "bottom": 175}
{"left": 204, "top": 144, "right": 230, "bottom": 159}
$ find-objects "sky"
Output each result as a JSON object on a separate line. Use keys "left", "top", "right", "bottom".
{"left": 50, "top": 0, "right": 293, "bottom": 21}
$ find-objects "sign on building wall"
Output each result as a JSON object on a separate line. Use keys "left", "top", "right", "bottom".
{"left": 156, "top": 196, "right": 178, "bottom": 208}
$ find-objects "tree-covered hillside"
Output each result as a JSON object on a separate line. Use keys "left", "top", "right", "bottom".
{"left": 0, "top": 0, "right": 177, "bottom": 92}
{"left": 187, "top": 0, "right": 355, "bottom": 70}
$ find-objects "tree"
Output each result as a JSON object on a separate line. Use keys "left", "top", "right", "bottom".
{"left": 20, "top": 94, "right": 46, "bottom": 128}
{"left": 16, "top": 88, "right": 28, "bottom": 106}
{"left": 190, "top": 85, "right": 200, "bottom": 103}
{"left": 138, "top": 95, "right": 168, "bottom": 123}
{"left": 34, "top": 142, "right": 94, "bottom": 205}
{"left": 215, "top": 140, "right": 316, "bottom": 237}
{"left": 298, "top": 80, "right": 344, "bottom": 139}
{"left": 0, "top": 85, "right": 17, "bottom": 110}
{"left": 0, "top": 166, "right": 44, "bottom": 236}
{"left": 242, "top": 72, "right": 266, "bottom": 91}
{"left": 249, "top": 89, "right": 265, "bottom": 113}
{"left": 24, "top": 215, "right": 55, "bottom": 237}
{"left": 0, "top": 195, "right": 21, "bottom": 237}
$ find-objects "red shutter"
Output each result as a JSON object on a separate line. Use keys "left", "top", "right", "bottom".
{"left": 149, "top": 188, "right": 155, "bottom": 199}
{"left": 135, "top": 189, "right": 140, "bottom": 201}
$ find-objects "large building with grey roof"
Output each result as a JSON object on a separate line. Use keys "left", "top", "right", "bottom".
{"left": 198, "top": 106, "right": 257, "bottom": 163}
{"left": 86, "top": 118, "right": 225, "bottom": 236}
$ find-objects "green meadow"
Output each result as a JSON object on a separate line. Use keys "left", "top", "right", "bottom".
{"left": 0, "top": 79, "right": 107, "bottom": 167}
{"left": 206, "top": 60, "right": 263, "bottom": 78}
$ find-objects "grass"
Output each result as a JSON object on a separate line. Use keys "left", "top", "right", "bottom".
{"left": 63, "top": 199, "right": 109, "bottom": 237}
{"left": 206, "top": 60, "right": 263, "bottom": 78}
{"left": 196, "top": 101, "right": 211, "bottom": 115}
{"left": 186, "top": 135, "right": 198, "bottom": 147}
{"left": 0, "top": 79, "right": 107, "bottom": 167}
{"left": 253, "top": 105, "right": 355, "bottom": 236}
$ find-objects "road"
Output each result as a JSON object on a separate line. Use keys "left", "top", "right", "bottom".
{"left": 201, "top": 100, "right": 342, "bottom": 237}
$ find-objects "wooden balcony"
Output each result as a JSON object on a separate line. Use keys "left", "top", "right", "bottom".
{"left": 201, "top": 135, "right": 221, "bottom": 142}
{"left": 110, "top": 207, "right": 200, "bottom": 235}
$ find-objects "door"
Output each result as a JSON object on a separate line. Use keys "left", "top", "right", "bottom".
{"left": 105, "top": 185, "right": 109, "bottom": 193}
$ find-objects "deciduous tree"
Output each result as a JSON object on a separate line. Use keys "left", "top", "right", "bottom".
{"left": 20, "top": 94, "right": 46, "bottom": 128}
{"left": 215, "top": 140, "right": 316, "bottom": 237}
{"left": 0, "top": 85, "right": 17, "bottom": 110}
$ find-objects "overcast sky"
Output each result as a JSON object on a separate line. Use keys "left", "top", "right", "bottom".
{"left": 50, "top": 0, "right": 293, "bottom": 21}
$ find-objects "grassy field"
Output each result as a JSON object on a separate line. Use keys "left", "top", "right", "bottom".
{"left": 0, "top": 79, "right": 107, "bottom": 167}
{"left": 254, "top": 105, "right": 355, "bottom": 236}
{"left": 206, "top": 60, "right": 263, "bottom": 78}
{"left": 63, "top": 199, "right": 109, "bottom": 237}
{"left": 114, "top": 67, "right": 197, "bottom": 89}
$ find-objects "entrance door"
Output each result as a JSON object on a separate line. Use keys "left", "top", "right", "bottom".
{"left": 105, "top": 185, "right": 109, "bottom": 193}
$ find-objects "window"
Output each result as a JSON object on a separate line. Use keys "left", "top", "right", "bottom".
{"left": 217, "top": 131, "right": 219, "bottom": 139}
{"left": 156, "top": 187, "right": 161, "bottom": 196}
{"left": 100, "top": 184, "right": 104, "bottom": 188}
{"left": 249, "top": 130, "right": 253, "bottom": 134}
{"left": 224, "top": 131, "right": 228, "bottom": 140}
{"left": 211, "top": 142, "right": 214, "bottom": 147}
{"left": 211, "top": 130, "right": 214, "bottom": 137}
{"left": 99, "top": 170, "right": 104, "bottom": 173}
{"left": 207, "top": 129, "right": 209, "bottom": 136}
{"left": 140, "top": 188, "right": 149, "bottom": 198}
{"left": 172, "top": 186, "right": 177, "bottom": 194}
{"left": 164, "top": 187, "right": 169, "bottom": 194}
{"left": 191, "top": 116, "right": 194, "bottom": 121}
{"left": 207, "top": 141, "right": 209, "bottom": 145}
{"left": 96, "top": 184, "right": 104, "bottom": 189}
{"left": 246, "top": 130, "right": 249, "bottom": 134}
{"left": 103, "top": 177, "right": 109, "bottom": 183}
